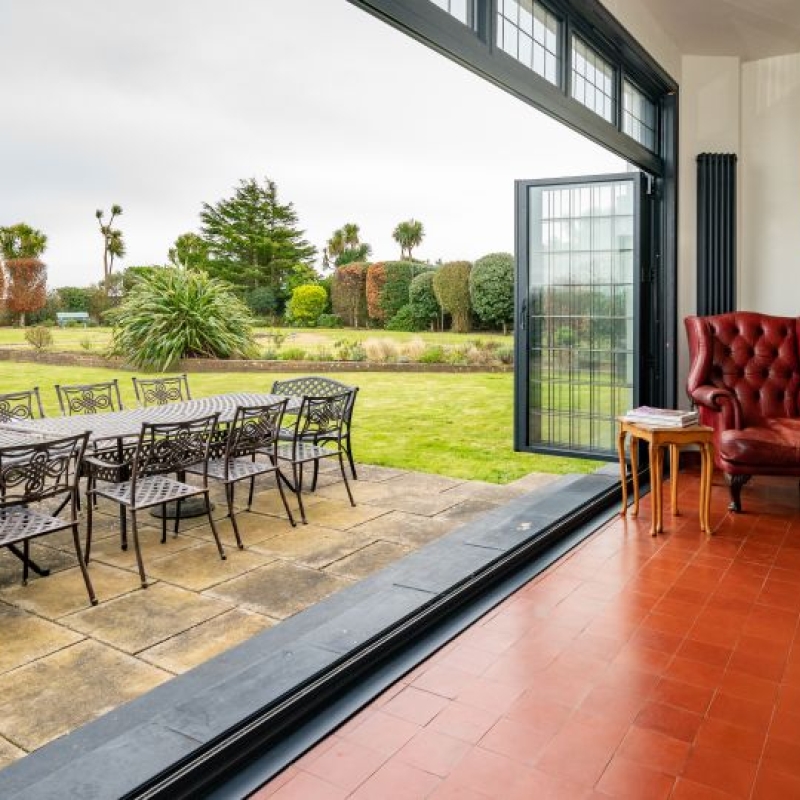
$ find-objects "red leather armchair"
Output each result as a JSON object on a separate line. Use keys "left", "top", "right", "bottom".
{"left": 685, "top": 311, "right": 800, "bottom": 512}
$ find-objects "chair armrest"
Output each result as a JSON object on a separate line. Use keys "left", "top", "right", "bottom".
{"left": 688, "top": 384, "right": 742, "bottom": 430}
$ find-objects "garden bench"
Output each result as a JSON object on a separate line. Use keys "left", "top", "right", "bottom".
{"left": 56, "top": 311, "right": 90, "bottom": 327}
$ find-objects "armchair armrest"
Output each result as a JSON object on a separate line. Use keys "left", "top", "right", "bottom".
{"left": 688, "top": 384, "right": 742, "bottom": 430}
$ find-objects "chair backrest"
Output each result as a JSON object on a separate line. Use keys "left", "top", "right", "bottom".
{"left": 685, "top": 312, "right": 800, "bottom": 426}
{"left": 133, "top": 413, "right": 219, "bottom": 479}
{"left": 0, "top": 433, "right": 88, "bottom": 508}
{"left": 55, "top": 379, "right": 124, "bottom": 416}
{"left": 272, "top": 375, "right": 358, "bottom": 426}
{"left": 225, "top": 400, "right": 287, "bottom": 461}
{"left": 0, "top": 388, "right": 45, "bottom": 423}
{"left": 132, "top": 374, "right": 191, "bottom": 407}
{"left": 292, "top": 392, "right": 351, "bottom": 449}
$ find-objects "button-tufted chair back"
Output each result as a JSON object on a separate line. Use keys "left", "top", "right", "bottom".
{"left": 686, "top": 312, "right": 800, "bottom": 429}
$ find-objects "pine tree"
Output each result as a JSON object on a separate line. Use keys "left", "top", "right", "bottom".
{"left": 199, "top": 177, "right": 317, "bottom": 308}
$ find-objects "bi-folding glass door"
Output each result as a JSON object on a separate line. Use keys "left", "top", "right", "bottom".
{"left": 514, "top": 172, "right": 653, "bottom": 459}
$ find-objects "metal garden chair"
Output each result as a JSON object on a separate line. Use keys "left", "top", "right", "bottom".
{"left": 132, "top": 374, "right": 191, "bottom": 407}
{"left": 273, "top": 391, "right": 356, "bottom": 524}
{"left": 0, "top": 387, "right": 45, "bottom": 422}
{"left": 0, "top": 432, "right": 96, "bottom": 605}
{"left": 271, "top": 376, "right": 359, "bottom": 480}
{"left": 55, "top": 379, "right": 124, "bottom": 415}
{"left": 186, "top": 399, "right": 295, "bottom": 547}
{"left": 85, "top": 413, "right": 224, "bottom": 589}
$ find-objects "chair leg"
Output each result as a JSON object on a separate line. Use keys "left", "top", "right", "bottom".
{"left": 311, "top": 458, "right": 320, "bottom": 492}
{"left": 275, "top": 471, "right": 296, "bottom": 527}
{"left": 338, "top": 452, "right": 356, "bottom": 507}
{"left": 130, "top": 510, "right": 148, "bottom": 589}
{"left": 206, "top": 492, "right": 226, "bottom": 560}
{"left": 727, "top": 474, "right": 751, "bottom": 513}
{"left": 161, "top": 504, "right": 168, "bottom": 544}
{"left": 22, "top": 539, "right": 30, "bottom": 585}
{"left": 293, "top": 462, "right": 307, "bottom": 524}
{"left": 173, "top": 499, "right": 182, "bottom": 536}
{"left": 72, "top": 522, "right": 98, "bottom": 605}
{"left": 120, "top": 505, "right": 128, "bottom": 551}
{"left": 345, "top": 432, "right": 357, "bottom": 480}
{"left": 226, "top": 483, "right": 243, "bottom": 549}
{"left": 85, "top": 486, "right": 95, "bottom": 562}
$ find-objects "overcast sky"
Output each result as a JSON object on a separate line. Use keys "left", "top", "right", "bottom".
{"left": 0, "top": 0, "right": 625, "bottom": 288}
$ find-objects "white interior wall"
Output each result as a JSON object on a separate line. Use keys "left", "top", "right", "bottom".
{"left": 740, "top": 53, "right": 800, "bottom": 314}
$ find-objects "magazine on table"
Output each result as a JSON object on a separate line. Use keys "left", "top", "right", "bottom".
{"left": 622, "top": 405, "right": 699, "bottom": 427}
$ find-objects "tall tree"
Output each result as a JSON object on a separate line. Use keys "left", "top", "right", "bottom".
{"left": 392, "top": 219, "right": 425, "bottom": 260}
{"left": 323, "top": 222, "right": 371, "bottom": 268}
{"left": 199, "top": 177, "right": 317, "bottom": 308}
{"left": 0, "top": 223, "right": 48, "bottom": 326}
{"left": 96, "top": 204, "right": 125, "bottom": 295}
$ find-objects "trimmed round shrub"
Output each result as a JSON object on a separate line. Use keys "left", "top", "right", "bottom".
{"left": 286, "top": 284, "right": 327, "bottom": 326}
{"left": 246, "top": 286, "right": 278, "bottom": 317}
{"left": 433, "top": 261, "right": 472, "bottom": 333}
{"left": 409, "top": 271, "right": 440, "bottom": 330}
{"left": 317, "top": 313, "right": 343, "bottom": 328}
{"left": 365, "top": 262, "right": 386, "bottom": 323}
{"left": 386, "top": 303, "right": 426, "bottom": 332}
{"left": 469, "top": 252, "right": 514, "bottom": 334}
{"left": 380, "top": 261, "right": 422, "bottom": 321}
{"left": 109, "top": 268, "right": 258, "bottom": 371}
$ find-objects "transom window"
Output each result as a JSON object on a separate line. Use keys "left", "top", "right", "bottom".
{"left": 571, "top": 35, "right": 615, "bottom": 123}
{"left": 497, "top": 0, "right": 560, "bottom": 86}
{"left": 623, "top": 79, "right": 656, "bottom": 150}
{"left": 429, "top": 0, "right": 473, "bottom": 26}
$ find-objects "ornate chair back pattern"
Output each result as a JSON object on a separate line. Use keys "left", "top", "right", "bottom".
{"left": 133, "top": 414, "right": 219, "bottom": 481}
{"left": 225, "top": 401, "right": 286, "bottom": 461}
{"left": 0, "top": 433, "right": 87, "bottom": 508}
{"left": 0, "top": 388, "right": 45, "bottom": 423}
{"left": 132, "top": 375, "right": 191, "bottom": 407}
{"left": 293, "top": 393, "right": 350, "bottom": 447}
{"left": 55, "top": 380, "right": 124, "bottom": 416}
{"left": 271, "top": 375, "right": 353, "bottom": 399}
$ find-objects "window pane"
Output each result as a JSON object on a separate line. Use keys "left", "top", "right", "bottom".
{"left": 497, "top": 0, "right": 561, "bottom": 87}
{"left": 623, "top": 78, "right": 657, "bottom": 150}
{"left": 571, "top": 35, "right": 615, "bottom": 124}
{"left": 428, "top": 0, "right": 472, "bottom": 27}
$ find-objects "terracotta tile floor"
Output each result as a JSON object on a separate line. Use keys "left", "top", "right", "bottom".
{"left": 252, "top": 471, "right": 800, "bottom": 799}
{"left": 0, "top": 463, "right": 558, "bottom": 769}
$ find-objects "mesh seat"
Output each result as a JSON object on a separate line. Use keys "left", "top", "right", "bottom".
{"left": 186, "top": 400, "right": 295, "bottom": 547}
{"left": 132, "top": 374, "right": 191, "bottom": 407}
{"left": 86, "top": 413, "right": 224, "bottom": 589}
{"left": 0, "top": 433, "right": 96, "bottom": 605}
{"left": 272, "top": 376, "right": 359, "bottom": 480}
{"left": 273, "top": 392, "right": 355, "bottom": 524}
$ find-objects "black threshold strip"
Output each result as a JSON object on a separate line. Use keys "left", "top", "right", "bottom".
{"left": 0, "top": 468, "right": 631, "bottom": 800}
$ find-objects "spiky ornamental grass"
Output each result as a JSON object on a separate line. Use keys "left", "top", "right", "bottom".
{"left": 109, "top": 268, "right": 259, "bottom": 371}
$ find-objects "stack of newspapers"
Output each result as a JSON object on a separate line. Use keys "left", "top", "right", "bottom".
{"left": 623, "top": 406, "right": 699, "bottom": 427}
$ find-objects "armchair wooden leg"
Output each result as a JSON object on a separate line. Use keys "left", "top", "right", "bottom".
{"left": 727, "top": 474, "right": 751, "bottom": 513}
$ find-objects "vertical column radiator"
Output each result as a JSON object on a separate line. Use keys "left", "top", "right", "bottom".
{"left": 697, "top": 153, "right": 737, "bottom": 316}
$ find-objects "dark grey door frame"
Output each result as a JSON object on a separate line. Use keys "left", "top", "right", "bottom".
{"left": 347, "top": 0, "right": 678, "bottom": 407}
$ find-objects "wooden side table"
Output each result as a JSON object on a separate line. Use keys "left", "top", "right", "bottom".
{"left": 617, "top": 418, "right": 715, "bottom": 536}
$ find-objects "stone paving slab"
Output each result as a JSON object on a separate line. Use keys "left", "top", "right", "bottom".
{"left": 323, "top": 540, "right": 411, "bottom": 580}
{"left": 0, "top": 737, "right": 25, "bottom": 771}
{"left": 0, "top": 606, "right": 84, "bottom": 675}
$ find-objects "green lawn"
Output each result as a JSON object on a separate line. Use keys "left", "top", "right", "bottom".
{"left": 0, "top": 361, "right": 600, "bottom": 483}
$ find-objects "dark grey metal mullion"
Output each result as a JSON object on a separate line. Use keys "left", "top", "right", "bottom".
{"left": 562, "top": 9, "right": 572, "bottom": 96}
{"left": 477, "top": 0, "right": 492, "bottom": 46}
{"left": 513, "top": 180, "right": 530, "bottom": 452}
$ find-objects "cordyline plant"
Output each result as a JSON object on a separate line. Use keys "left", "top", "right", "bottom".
{"left": 108, "top": 268, "right": 259, "bottom": 371}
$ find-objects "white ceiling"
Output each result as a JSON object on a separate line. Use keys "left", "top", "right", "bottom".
{"left": 641, "top": 0, "right": 800, "bottom": 61}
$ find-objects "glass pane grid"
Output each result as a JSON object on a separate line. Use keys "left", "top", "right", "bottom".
{"left": 428, "top": 0, "right": 472, "bottom": 27}
{"left": 571, "top": 36, "right": 615, "bottom": 123}
{"left": 528, "top": 181, "right": 635, "bottom": 456}
{"left": 497, "top": 0, "right": 561, "bottom": 86}
{"left": 623, "top": 79, "right": 656, "bottom": 150}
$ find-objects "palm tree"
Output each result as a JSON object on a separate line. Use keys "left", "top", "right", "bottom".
{"left": 392, "top": 219, "right": 425, "bottom": 261}
{"left": 96, "top": 204, "right": 125, "bottom": 295}
{"left": 325, "top": 224, "right": 371, "bottom": 268}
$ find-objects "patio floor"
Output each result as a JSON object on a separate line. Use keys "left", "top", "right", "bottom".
{"left": 0, "top": 462, "right": 558, "bottom": 770}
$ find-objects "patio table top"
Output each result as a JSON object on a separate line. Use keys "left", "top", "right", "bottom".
{"left": 2, "top": 392, "right": 296, "bottom": 444}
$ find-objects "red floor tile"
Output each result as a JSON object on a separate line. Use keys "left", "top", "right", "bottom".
{"left": 251, "top": 474, "right": 800, "bottom": 799}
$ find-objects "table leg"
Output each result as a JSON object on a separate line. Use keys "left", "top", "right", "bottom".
{"left": 631, "top": 435, "right": 640, "bottom": 517}
{"left": 7, "top": 544, "right": 50, "bottom": 577}
{"left": 617, "top": 428, "right": 628, "bottom": 516}
{"left": 670, "top": 444, "right": 680, "bottom": 516}
{"left": 649, "top": 442, "right": 660, "bottom": 536}
{"left": 656, "top": 445, "right": 665, "bottom": 534}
